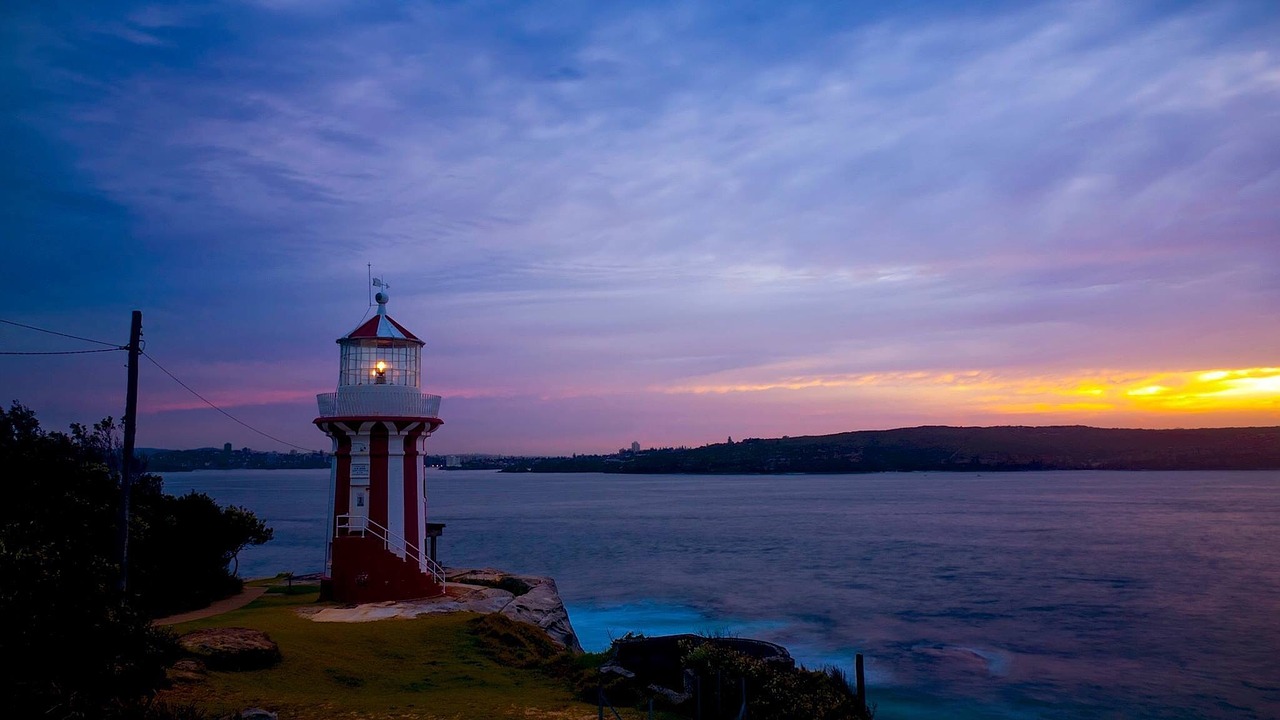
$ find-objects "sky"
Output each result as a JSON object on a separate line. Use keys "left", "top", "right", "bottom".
{"left": 1, "top": 0, "right": 1278, "bottom": 455}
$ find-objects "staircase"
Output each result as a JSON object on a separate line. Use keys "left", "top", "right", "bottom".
{"left": 334, "top": 514, "right": 446, "bottom": 590}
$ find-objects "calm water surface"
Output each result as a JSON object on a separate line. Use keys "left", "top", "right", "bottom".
{"left": 162, "top": 469, "right": 1280, "bottom": 720}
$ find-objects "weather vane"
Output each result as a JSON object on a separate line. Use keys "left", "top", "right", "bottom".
{"left": 367, "top": 263, "right": 390, "bottom": 306}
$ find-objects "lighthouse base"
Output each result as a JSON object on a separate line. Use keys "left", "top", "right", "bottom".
{"left": 326, "top": 536, "right": 443, "bottom": 604}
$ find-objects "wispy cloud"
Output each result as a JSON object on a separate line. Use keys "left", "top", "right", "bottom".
{"left": 3, "top": 0, "right": 1278, "bottom": 450}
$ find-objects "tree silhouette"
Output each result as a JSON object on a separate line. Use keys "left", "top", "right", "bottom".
{"left": 0, "top": 402, "right": 273, "bottom": 717}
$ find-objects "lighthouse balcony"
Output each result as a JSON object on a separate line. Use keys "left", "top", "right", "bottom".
{"left": 316, "top": 385, "right": 442, "bottom": 419}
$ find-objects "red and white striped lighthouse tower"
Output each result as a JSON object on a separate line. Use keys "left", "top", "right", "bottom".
{"left": 314, "top": 285, "right": 445, "bottom": 604}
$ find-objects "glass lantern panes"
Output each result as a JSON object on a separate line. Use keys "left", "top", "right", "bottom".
{"left": 338, "top": 339, "right": 421, "bottom": 387}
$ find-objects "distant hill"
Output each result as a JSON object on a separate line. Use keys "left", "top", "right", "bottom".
{"left": 512, "top": 425, "right": 1280, "bottom": 474}
{"left": 143, "top": 446, "right": 329, "bottom": 472}
{"left": 423, "top": 454, "right": 532, "bottom": 471}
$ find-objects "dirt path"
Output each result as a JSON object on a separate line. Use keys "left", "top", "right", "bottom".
{"left": 154, "top": 586, "right": 270, "bottom": 626}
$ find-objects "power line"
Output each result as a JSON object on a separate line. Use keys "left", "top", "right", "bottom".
{"left": 1, "top": 315, "right": 322, "bottom": 454}
{"left": 142, "top": 351, "right": 322, "bottom": 453}
{"left": 0, "top": 347, "right": 124, "bottom": 355}
{"left": 0, "top": 318, "right": 122, "bottom": 348}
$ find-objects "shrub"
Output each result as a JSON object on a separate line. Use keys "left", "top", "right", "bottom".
{"left": 681, "top": 640, "right": 871, "bottom": 720}
{"left": 468, "top": 612, "right": 564, "bottom": 669}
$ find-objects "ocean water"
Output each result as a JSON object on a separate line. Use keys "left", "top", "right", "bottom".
{"left": 161, "top": 469, "right": 1280, "bottom": 719}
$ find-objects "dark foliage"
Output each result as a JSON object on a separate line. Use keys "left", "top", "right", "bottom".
{"left": 460, "top": 574, "right": 533, "bottom": 597}
{"left": 130, "top": 487, "right": 272, "bottom": 617}
{"left": 469, "top": 612, "right": 565, "bottom": 669}
{"left": 105, "top": 701, "right": 222, "bottom": 720}
{"left": 467, "top": 613, "right": 611, "bottom": 703}
{"left": 681, "top": 641, "right": 871, "bottom": 720}
{"left": 588, "top": 634, "right": 871, "bottom": 719}
{"left": 0, "top": 403, "right": 272, "bottom": 718}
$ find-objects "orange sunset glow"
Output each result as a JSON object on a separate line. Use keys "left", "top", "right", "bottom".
{"left": 662, "top": 367, "right": 1280, "bottom": 422}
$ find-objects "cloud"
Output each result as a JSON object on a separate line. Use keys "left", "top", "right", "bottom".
{"left": 3, "top": 0, "right": 1278, "bottom": 450}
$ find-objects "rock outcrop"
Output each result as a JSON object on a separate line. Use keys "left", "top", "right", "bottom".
{"left": 165, "top": 658, "right": 208, "bottom": 684}
{"left": 303, "top": 567, "right": 582, "bottom": 652}
{"left": 495, "top": 574, "right": 582, "bottom": 653}
{"left": 178, "top": 627, "right": 282, "bottom": 670}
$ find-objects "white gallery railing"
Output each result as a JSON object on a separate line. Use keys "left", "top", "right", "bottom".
{"left": 317, "top": 388, "right": 442, "bottom": 418}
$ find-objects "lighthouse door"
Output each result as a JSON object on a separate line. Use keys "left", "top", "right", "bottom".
{"left": 349, "top": 488, "right": 368, "bottom": 533}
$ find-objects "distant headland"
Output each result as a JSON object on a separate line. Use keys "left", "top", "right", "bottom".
{"left": 146, "top": 424, "right": 1280, "bottom": 475}
{"left": 505, "top": 425, "right": 1280, "bottom": 474}
{"left": 141, "top": 444, "right": 330, "bottom": 472}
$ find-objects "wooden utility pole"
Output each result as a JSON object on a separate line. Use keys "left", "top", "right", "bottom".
{"left": 117, "top": 310, "right": 142, "bottom": 592}
{"left": 855, "top": 653, "right": 867, "bottom": 713}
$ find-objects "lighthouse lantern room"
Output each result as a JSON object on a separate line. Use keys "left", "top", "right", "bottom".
{"left": 314, "top": 286, "right": 445, "bottom": 603}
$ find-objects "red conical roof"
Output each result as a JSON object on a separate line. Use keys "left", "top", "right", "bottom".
{"left": 341, "top": 312, "right": 423, "bottom": 345}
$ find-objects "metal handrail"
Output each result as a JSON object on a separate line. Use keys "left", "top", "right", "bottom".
{"left": 335, "top": 514, "right": 446, "bottom": 589}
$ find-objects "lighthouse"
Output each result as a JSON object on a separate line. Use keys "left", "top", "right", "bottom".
{"left": 314, "top": 285, "right": 446, "bottom": 603}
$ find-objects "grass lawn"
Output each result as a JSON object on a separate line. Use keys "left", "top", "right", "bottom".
{"left": 159, "top": 586, "right": 601, "bottom": 720}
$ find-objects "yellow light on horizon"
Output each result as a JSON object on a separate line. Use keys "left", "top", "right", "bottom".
{"left": 654, "top": 365, "right": 1280, "bottom": 420}
{"left": 1209, "top": 375, "right": 1280, "bottom": 397}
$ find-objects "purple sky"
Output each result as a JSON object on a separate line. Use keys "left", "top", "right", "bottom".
{"left": 2, "top": 1, "right": 1278, "bottom": 454}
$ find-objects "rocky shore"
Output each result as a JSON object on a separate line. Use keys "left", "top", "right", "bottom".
{"left": 299, "top": 567, "right": 583, "bottom": 652}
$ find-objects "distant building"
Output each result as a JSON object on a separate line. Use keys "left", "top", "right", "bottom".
{"left": 446, "top": 455, "right": 462, "bottom": 468}
{"left": 631, "top": 441, "right": 641, "bottom": 453}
